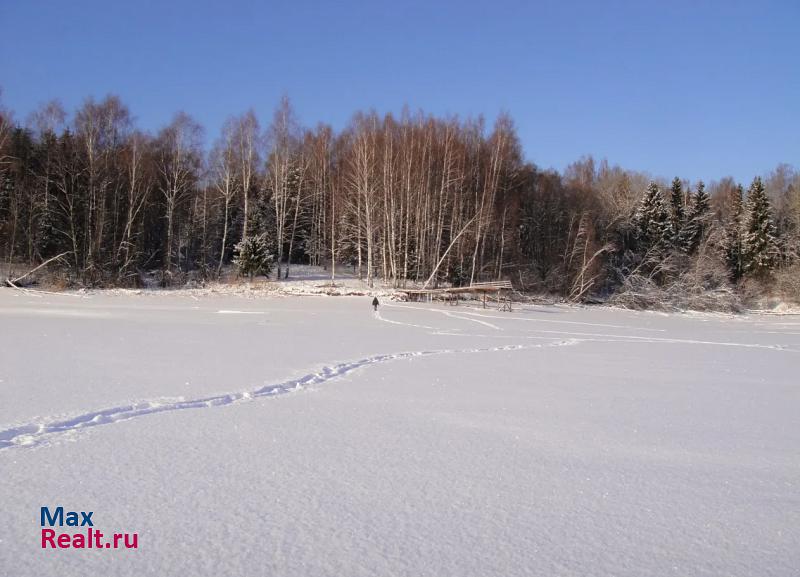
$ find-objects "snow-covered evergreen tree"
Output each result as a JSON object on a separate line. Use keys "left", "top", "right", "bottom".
{"left": 233, "top": 233, "right": 274, "bottom": 280}
{"left": 633, "top": 182, "right": 671, "bottom": 251}
{"left": 721, "top": 184, "right": 745, "bottom": 281}
{"left": 679, "top": 181, "right": 710, "bottom": 254}
{"left": 741, "top": 177, "right": 779, "bottom": 277}
{"left": 669, "top": 177, "right": 685, "bottom": 243}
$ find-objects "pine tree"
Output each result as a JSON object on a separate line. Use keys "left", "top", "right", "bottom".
{"left": 741, "top": 177, "right": 779, "bottom": 277}
{"left": 669, "top": 177, "right": 685, "bottom": 243}
{"left": 721, "top": 184, "right": 744, "bottom": 281}
{"left": 633, "top": 181, "right": 671, "bottom": 251}
{"left": 233, "top": 233, "right": 274, "bottom": 280}
{"left": 679, "top": 181, "right": 710, "bottom": 253}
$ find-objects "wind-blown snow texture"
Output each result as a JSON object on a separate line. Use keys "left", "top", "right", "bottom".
{"left": 0, "top": 290, "right": 798, "bottom": 576}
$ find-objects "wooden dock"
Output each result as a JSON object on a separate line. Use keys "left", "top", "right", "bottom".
{"left": 402, "top": 280, "right": 514, "bottom": 309}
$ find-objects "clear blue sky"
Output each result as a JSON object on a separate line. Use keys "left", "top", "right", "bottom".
{"left": 1, "top": 0, "right": 797, "bottom": 183}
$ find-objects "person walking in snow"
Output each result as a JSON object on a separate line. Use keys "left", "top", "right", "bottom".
{"left": 372, "top": 296, "right": 380, "bottom": 312}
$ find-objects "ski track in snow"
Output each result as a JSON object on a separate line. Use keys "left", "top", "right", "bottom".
{"left": 440, "top": 310, "right": 501, "bottom": 330}
{"left": 0, "top": 339, "right": 578, "bottom": 451}
{"left": 373, "top": 310, "right": 439, "bottom": 330}
{"left": 216, "top": 310, "right": 268, "bottom": 315}
{"left": 384, "top": 305, "right": 502, "bottom": 330}
{"left": 456, "top": 309, "right": 667, "bottom": 332}
{"left": 381, "top": 305, "right": 799, "bottom": 352}
{"left": 377, "top": 307, "right": 501, "bottom": 330}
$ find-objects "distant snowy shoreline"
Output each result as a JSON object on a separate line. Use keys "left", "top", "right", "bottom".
{"left": 4, "top": 282, "right": 799, "bottom": 317}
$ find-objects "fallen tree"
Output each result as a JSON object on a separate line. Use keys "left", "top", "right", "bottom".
{"left": 3, "top": 252, "right": 71, "bottom": 288}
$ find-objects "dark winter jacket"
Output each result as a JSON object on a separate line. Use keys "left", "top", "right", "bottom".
{"left": 372, "top": 297, "right": 379, "bottom": 307}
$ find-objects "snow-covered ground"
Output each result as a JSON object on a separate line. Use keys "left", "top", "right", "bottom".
{"left": 1, "top": 289, "right": 798, "bottom": 576}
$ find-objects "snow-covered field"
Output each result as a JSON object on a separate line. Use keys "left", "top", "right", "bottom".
{"left": 1, "top": 289, "right": 798, "bottom": 576}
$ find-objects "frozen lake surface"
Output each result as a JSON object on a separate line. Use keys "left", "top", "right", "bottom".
{"left": 1, "top": 289, "right": 798, "bottom": 576}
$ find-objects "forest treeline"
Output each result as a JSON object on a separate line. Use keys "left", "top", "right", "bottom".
{"left": 1, "top": 93, "right": 798, "bottom": 305}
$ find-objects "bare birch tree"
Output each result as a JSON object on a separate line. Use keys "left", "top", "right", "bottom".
{"left": 154, "top": 112, "right": 202, "bottom": 276}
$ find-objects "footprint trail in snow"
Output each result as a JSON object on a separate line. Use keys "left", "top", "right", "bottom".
{"left": 0, "top": 339, "right": 577, "bottom": 451}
